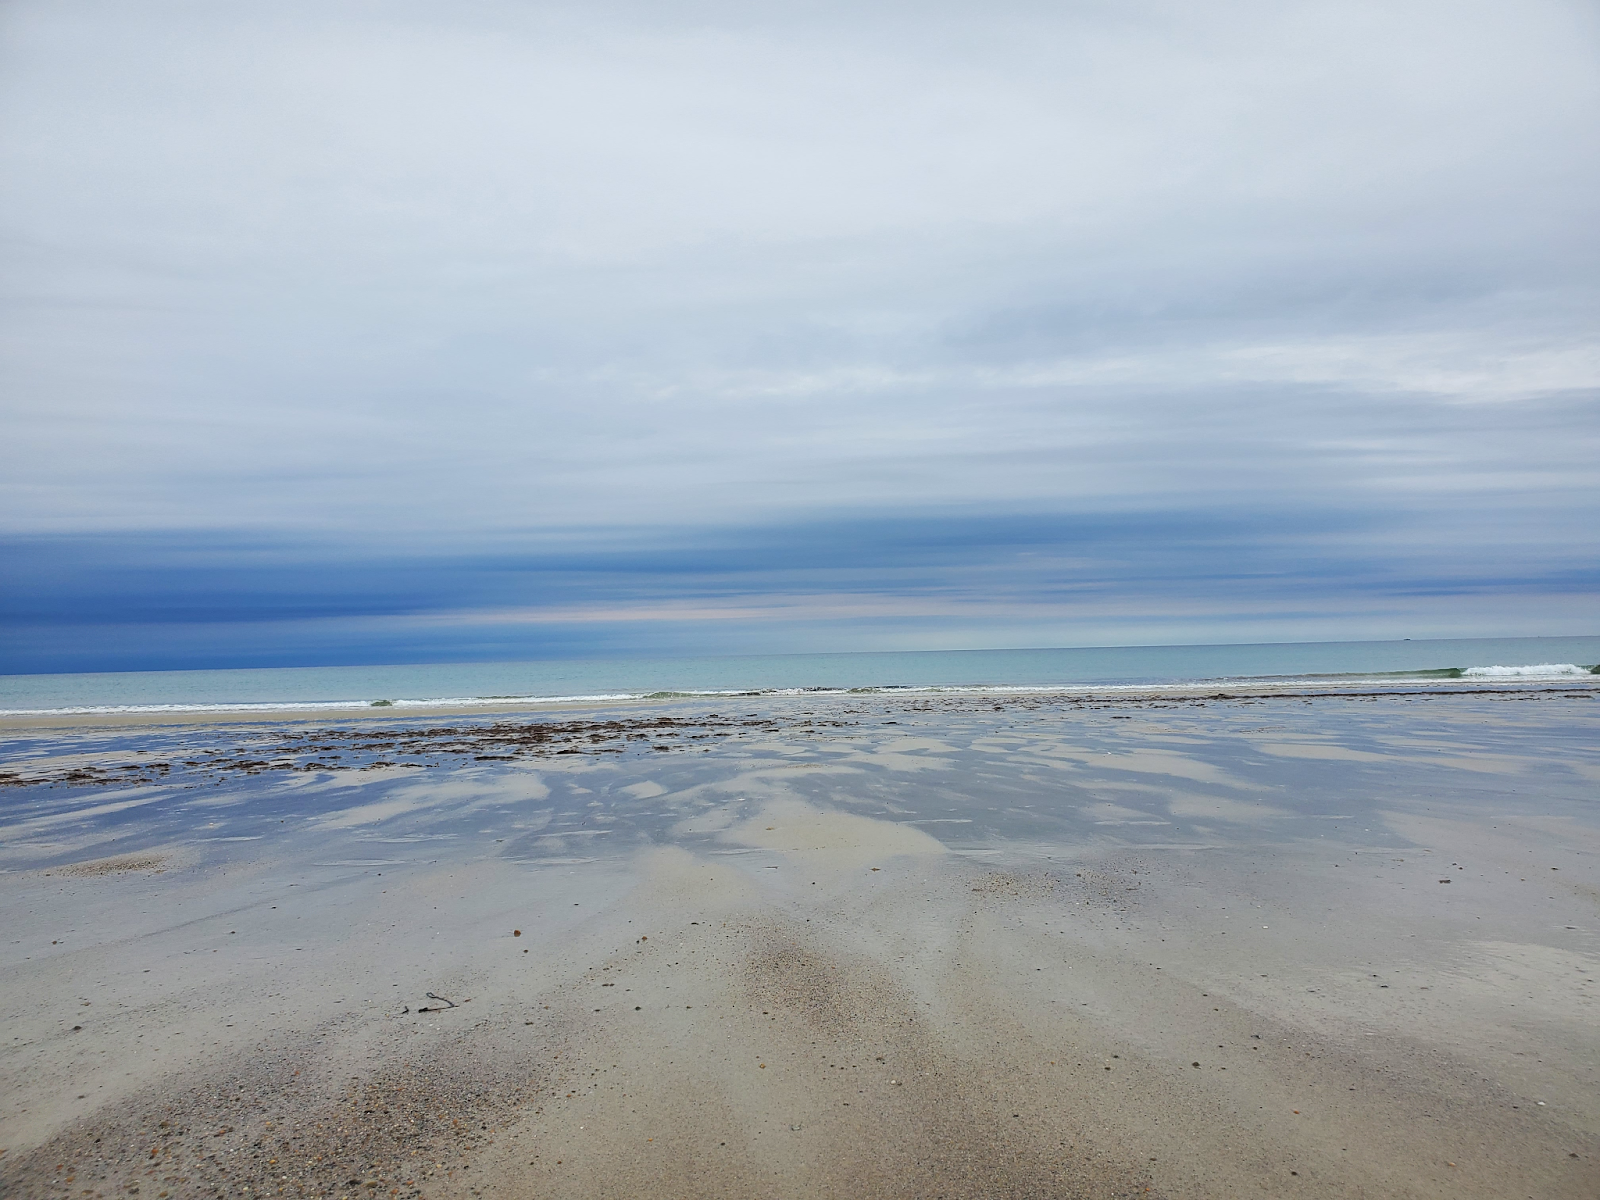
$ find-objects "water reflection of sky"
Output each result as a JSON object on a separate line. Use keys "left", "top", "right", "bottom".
{"left": 3, "top": 693, "right": 1595, "bottom": 876}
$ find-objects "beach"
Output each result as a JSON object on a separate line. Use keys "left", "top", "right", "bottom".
{"left": 2, "top": 685, "right": 1596, "bottom": 1198}
{"left": 7, "top": 0, "right": 1597, "bottom": 1194}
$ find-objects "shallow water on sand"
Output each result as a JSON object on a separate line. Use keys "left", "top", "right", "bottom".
{"left": 3, "top": 690, "right": 1594, "bottom": 869}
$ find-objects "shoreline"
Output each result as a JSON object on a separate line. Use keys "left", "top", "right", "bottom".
{"left": 2, "top": 676, "right": 1595, "bottom": 733}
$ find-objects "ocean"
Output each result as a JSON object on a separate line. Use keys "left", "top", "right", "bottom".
{"left": 1, "top": 634, "right": 1597, "bottom": 716}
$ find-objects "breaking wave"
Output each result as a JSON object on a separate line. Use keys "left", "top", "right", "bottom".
{"left": 1461, "top": 663, "right": 1597, "bottom": 678}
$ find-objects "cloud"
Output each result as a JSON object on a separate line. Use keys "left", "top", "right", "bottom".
{"left": 0, "top": 1, "right": 1596, "bottom": 667}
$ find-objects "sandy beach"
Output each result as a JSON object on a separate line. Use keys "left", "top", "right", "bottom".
{"left": 7, "top": 1, "right": 1596, "bottom": 1195}
{"left": 2, "top": 686, "right": 1596, "bottom": 1198}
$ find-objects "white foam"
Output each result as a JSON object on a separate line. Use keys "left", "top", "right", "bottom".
{"left": 1462, "top": 663, "right": 1590, "bottom": 678}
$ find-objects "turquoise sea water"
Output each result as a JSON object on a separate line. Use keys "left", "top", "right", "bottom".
{"left": 1, "top": 635, "right": 1597, "bottom": 715}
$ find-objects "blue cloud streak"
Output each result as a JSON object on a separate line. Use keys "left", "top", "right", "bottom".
{"left": 3, "top": 510, "right": 1594, "bottom": 673}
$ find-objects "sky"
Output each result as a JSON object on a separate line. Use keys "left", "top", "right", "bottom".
{"left": 1, "top": 0, "right": 1597, "bottom": 673}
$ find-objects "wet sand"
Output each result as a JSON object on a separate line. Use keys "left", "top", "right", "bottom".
{"left": 1, "top": 688, "right": 1596, "bottom": 1197}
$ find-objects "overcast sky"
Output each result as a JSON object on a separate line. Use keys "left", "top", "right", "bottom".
{"left": 2, "top": 0, "right": 1597, "bottom": 671}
